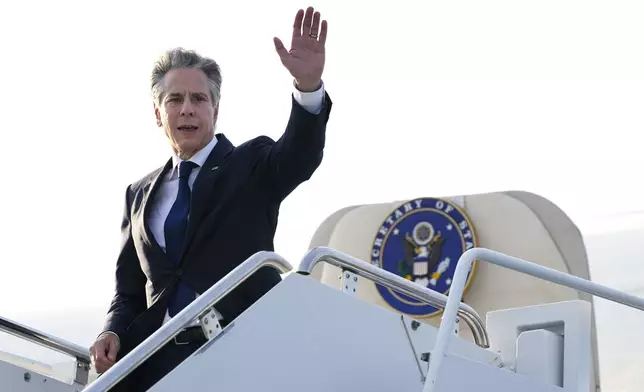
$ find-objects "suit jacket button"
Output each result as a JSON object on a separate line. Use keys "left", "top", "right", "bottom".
{"left": 176, "top": 269, "right": 183, "bottom": 276}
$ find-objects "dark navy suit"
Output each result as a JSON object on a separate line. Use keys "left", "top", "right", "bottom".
{"left": 101, "top": 91, "right": 332, "bottom": 390}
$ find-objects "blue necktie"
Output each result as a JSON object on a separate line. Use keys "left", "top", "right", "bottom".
{"left": 165, "top": 160, "right": 198, "bottom": 317}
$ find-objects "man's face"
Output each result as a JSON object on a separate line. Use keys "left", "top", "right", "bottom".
{"left": 154, "top": 68, "right": 218, "bottom": 159}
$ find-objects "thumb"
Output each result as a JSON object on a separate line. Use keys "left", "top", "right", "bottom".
{"left": 273, "top": 37, "right": 289, "bottom": 59}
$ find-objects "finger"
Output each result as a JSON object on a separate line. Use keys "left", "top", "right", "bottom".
{"left": 310, "top": 11, "right": 321, "bottom": 38}
{"left": 318, "top": 20, "right": 328, "bottom": 46}
{"left": 94, "top": 341, "right": 107, "bottom": 363}
{"left": 273, "top": 37, "right": 289, "bottom": 59}
{"left": 107, "top": 339, "right": 118, "bottom": 362}
{"left": 302, "top": 7, "right": 314, "bottom": 36}
{"left": 292, "top": 9, "right": 305, "bottom": 38}
{"left": 95, "top": 358, "right": 114, "bottom": 374}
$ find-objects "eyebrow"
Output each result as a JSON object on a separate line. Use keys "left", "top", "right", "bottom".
{"left": 165, "top": 92, "right": 209, "bottom": 100}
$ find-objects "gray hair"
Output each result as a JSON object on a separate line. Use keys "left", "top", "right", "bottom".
{"left": 150, "top": 47, "right": 222, "bottom": 106}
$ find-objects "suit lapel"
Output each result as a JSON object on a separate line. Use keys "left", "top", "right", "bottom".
{"left": 181, "top": 134, "right": 234, "bottom": 258}
{"left": 141, "top": 158, "right": 173, "bottom": 261}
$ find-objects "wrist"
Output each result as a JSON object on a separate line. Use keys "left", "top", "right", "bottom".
{"left": 98, "top": 331, "right": 120, "bottom": 343}
{"left": 294, "top": 79, "right": 322, "bottom": 92}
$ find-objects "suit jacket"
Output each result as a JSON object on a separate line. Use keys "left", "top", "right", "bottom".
{"left": 103, "top": 92, "right": 332, "bottom": 355}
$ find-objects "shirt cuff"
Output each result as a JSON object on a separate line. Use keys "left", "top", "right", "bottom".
{"left": 98, "top": 331, "right": 120, "bottom": 345}
{"left": 293, "top": 81, "right": 325, "bottom": 115}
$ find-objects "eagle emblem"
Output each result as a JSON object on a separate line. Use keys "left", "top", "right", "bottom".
{"left": 399, "top": 222, "right": 446, "bottom": 288}
{"left": 370, "top": 197, "right": 478, "bottom": 317}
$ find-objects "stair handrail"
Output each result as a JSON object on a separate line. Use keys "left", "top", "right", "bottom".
{"left": 83, "top": 251, "right": 292, "bottom": 392}
{"left": 297, "top": 246, "right": 490, "bottom": 348}
{"left": 422, "top": 247, "right": 644, "bottom": 392}
{"left": 0, "top": 315, "right": 91, "bottom": 384}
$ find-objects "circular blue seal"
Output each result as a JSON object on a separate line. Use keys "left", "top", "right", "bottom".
{"left": 370, "top": 197, "right": 478, "bottom": 317}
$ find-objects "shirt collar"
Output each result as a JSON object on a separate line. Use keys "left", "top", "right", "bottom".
{"left": 170, "top": 135, "right": 218, "bottom": 178}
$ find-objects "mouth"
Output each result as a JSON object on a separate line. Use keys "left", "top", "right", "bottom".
{"left": 177, "top": 125, "right": 198, "bottom": 133}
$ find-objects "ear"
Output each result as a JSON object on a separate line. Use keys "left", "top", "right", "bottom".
{"left": 213, "top": 103, "right": 219, "bottom": 122}
{"left": 154, "top": 104, "right": 162, "bottom": 127}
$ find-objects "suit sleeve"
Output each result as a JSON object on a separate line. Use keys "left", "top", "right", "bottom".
{"left": 256, "top": 86, "right": 333, "bottom": 202}
{"left": 101, "top": 185, "right": 148, "bottom": 339}
{"left": 237, "top": 265, "right": 283, "bottom": 313}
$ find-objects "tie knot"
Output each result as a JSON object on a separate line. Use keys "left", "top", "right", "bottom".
{"left": 178, "top": 160, "right": 198, "bottom": 179}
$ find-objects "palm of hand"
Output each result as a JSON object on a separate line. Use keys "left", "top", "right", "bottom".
{"left": 274, "top": 7, "right": 328, "bottom": 91}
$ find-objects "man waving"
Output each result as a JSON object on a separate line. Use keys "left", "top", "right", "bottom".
{"left": 90, "top": 6, "right": 331, "bottom": 390}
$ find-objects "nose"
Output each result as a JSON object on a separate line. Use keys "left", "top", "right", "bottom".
{"left": 180, "top": 100, "right": 195, "bottom": 116}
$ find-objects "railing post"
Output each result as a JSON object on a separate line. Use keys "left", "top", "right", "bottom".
{"left": 422, "top": 247, "right": 644, "bottom": 392}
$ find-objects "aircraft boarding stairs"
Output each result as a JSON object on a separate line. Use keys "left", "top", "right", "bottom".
{"left": 2, "top": 247, "right": 644, "bottom": 392}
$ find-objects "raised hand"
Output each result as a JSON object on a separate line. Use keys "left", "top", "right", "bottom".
{"left": 273, "top": 6, "right": 328, "bottom": 92}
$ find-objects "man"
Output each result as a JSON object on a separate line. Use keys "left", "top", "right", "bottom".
{"left": 89, "top": 6, "right": 331, "bottom": 390}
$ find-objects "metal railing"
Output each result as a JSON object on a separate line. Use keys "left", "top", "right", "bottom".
{"left": 0, "top": 315, "right": 91, "bottom": 384}
{"left": 422, "top": 247, "right": 644, "bottom": 392}
{"left": 297, "top": 246, "right": 490, "bottom": 348}
{"left": 83, "top": 251, "right": 292, "bottom": 392}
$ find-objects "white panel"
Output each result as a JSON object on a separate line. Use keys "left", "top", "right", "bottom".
{"left": 0, "top": 360, "right": 82, "bottom": 392}
{"left": 486, "top": 300, "right": 592, "bottom": 392}
{"left": 433, "top": 353, "right": 563, "bottom": 392}
{"left": 516, "top": 330, "right": 564, "bottom": 387}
